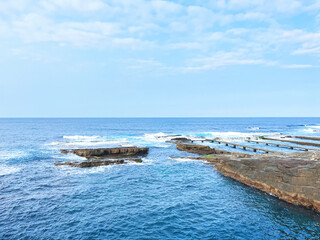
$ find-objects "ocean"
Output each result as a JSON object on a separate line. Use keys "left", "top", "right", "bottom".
{"left": 1, "top": 118, "right": 320, "bottom": 239}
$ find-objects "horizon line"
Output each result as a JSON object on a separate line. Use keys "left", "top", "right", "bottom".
{"left": 1, "top": 117, "right": 320, "bottom": 119}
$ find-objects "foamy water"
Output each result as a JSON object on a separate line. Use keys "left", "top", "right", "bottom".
{"left": 0, "top": 165, "right": 21, "bottom": 176}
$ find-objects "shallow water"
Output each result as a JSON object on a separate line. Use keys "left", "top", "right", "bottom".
{"left": 1, "top": 118, "right": 320, "bottom": 239}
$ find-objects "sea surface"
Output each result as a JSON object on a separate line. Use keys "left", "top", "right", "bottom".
{"left": 1, "top": 118, "right": 320, "bottom": 240}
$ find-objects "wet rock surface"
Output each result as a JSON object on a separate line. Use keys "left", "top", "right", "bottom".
{"left": 212, "top": 151, "right": 320, "bottom": 212}
{"left": 55, "top": 158, "right": 143, "bottom": 168}
{"left": 175, "top": 142, "right": 231, "bottom": 154}
{"left": 60, "top": 146, "right": 149, "bottom": 159}
{"left": 55, "top": 160, "right": 126, "bottom": 168}
{"left": 170, "top": 137, "right": 192, "bottom": 142}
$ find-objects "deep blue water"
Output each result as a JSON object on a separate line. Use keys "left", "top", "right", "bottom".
{"left": 1, "top": 118, "right": 320, "bottom": 240}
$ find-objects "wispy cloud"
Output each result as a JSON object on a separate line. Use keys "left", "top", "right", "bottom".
{"left": 1, "top": 0, "right": 320, "bottom": 70}
{"left": 183, "top": 50, "right": 276, "bottom": 71}
{"left": 282, "top": 64, "right": 314, "bottom": 69}
{"left": 40, "top": 0, "right": 108, "bottom": 12}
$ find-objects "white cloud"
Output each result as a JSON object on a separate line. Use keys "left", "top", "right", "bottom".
{"left": 0, "top": 0, "right": 30, "bottom": 14}
{"left": 282, "top": 64, "right": 314, "bottom": 69}
{"left": 41, "top": 0, "right": 108, "bottom": 11}
{"left": 293, "top": 47, "right": 320, "bottom": 55}
{"left": 0, "top": 0, "right": 319, "bottom": 69}
{"left": 11, "top": 13, "right": 150, "bottom": 49}
{"left": 184, "top": 50, "right": 275, "bottom": 70}
{"left": 11, "top": 47, "right": 60, "bottom": 62}
{"left": 216, "top": 0, "right": 302, "bottom": 13}
{"left": 0, "top": 19, "right": 8, "bottom": 35}
{"left": 126, "top": 58, "right": 163, "bottom": 69}
{"left": 167, "top": 42, "right": 203, "bottom": 50}
{"left": 151, "top": 0, "right": 183, "bottom": 14}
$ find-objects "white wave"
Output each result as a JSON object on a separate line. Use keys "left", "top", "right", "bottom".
{"left": 57, "top": 140, "right": 128, "bottom": 147}
{"left": 141, "top": 158, "right": 154, "bottom": 164}
{"left": 132, "top": 132, "right": 182, "bottom": 148}
{"left": 169, "top": 157, "right": 199, "bottom": 162}
{"left": 119, "top": 144, "right": 136, "bottom": 147}
{"left": 0, "top": 165, "right": 20, "bottom": 176}
{"left": 55, "top": 154, "right": 86, "bottom": 161}
{"left": 205, "top": 131, "right": 281, "bottom": 141}
{"left": 140, "top": 132, "right": 202, "bottom": 143}
{"left": 304, "top": 128, "right": 320, "bottom": 133}
{"left": 48, "top": 135, "right": 129, "bottom": 148}
{"left": 0, "top": 150, "right": 28, "bottom": 161}
{"left": 63, "top": 135, "right": 100, "bottom": 140}
{"left": 304, "top": 125, "right": 320, "bottom": 133}
{"left": 247, "top": 127, "right": 260, "bottom": 131}
{"left": 153, "top": 144, "right": 171, "bottom": 148}
{"left": 127, "top": 161, "right": 145, "bottom": 166}
{"left": 142, "top": 132, "right": 171, "bottom": 143}
{"left": 58, "top": 165, "right": 116, "bottom": 175}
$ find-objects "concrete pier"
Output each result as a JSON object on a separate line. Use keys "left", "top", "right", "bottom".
{"left": 246, "top": 140, "right": 317, "bottom": 151}
{"left": 292, "top": 136, "right": 320, "bottom": 141}
{"left": 263, "top": 137, "right": 320, "bottom": 148}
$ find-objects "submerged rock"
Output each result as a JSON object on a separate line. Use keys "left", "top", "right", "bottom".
{"left": 213, "top": 151, "right": 320, "bottom": 213}
{"left": 175, "top": 142, "right": 230, "bottom": 155}
{"left": 171, "top": 137, "right": 192, "bottom": 142}
{"left": 60, "top": 146, "right": 149, "bottom": 159}
{"left": 55, "top": 158, "right": 143, "bottom": 168}
{"left": 55, "top": 159, "right": 126, "bottom": 168}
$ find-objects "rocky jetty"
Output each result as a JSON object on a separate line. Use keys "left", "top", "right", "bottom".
{"left": 60, "top": 146, "right": 149, "bottom": 159}
{"left": 212, "top": 151, "right": 320, "bottom": 212}
{"left": 175, "top": 142, "right": 230, "bottom": 154}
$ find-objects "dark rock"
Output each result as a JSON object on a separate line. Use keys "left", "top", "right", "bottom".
{"left": 55, "top": 160, "right": 126, "bottom": 168}
{"left": 60, "top": 146, "right": 149, "bottom": 159}
{"left": 175, "top": 142, "right": 230, "bottom": 155}
{"left": 213, "top": 151, "right": 320, "bottom": 213}
{"left": 171, "top": 137, "right": 191, "bottom": 142}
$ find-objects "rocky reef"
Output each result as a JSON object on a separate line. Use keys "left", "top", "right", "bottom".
{"left": 56, "top": 146, "right": 148, "bottom": 168}
{"left": 55, "top": 159, "right": 126, "bottom": 168}
{"left": 174, "top": 143, "right": 320, "bottom": 213}
{"left": 60, "top": 146, "right": 149, "bottom": 159}
{"left": 175, "top": 142, "right": 230, "bottom": 154}
{"left": 209, "top": 151, "right": 320, "bottom": 212}
{"left": 55, "top": 158, "right": 143, "bottom": 168}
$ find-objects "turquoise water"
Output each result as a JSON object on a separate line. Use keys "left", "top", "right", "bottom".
{"left": 1, "top": 118, "right": 320, "bottom": 239}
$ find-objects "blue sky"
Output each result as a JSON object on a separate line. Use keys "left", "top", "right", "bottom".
{"left": 0, "top": 0, "right": 320, "bottom": 117}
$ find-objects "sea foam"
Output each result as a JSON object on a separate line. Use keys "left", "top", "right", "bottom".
{"left": 48, "top": 135, "right": 129, "bottom": 148}
{"left": 0, "top": 165, "right": 20, "bottom": 176}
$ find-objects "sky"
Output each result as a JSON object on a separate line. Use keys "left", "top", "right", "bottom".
{"left": 0, "top": 0, "right": 320, "bottom": 117}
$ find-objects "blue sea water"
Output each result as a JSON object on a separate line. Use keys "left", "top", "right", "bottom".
{"left": 1, "top": 118, "right": 320, "bottom": 240}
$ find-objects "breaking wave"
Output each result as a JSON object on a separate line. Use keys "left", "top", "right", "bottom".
{"left": 57, "top": 165, "right": 116, "bottom": 176}
{"left": 303, "top": 125, "right": 320, "bottom": 133}
{"left": 247, "top": 127, "right": 260, "bottom": 131}
{"left": 169, "top": 157, "right": 200, "bottom": 162}
{"left": 0, "top": 165, "right": 21, "bottom": 176}
{"left": 0, "top": 150, "right": 29, "bottom": 161}
{"left": 63, "top": 135, "right": 100, "bottom": 140}
{"left": 205, "top": 131, "right": 281, "bottom": 141}
{"left": 48, "top": 135, "right": 129, "bottom": 148}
